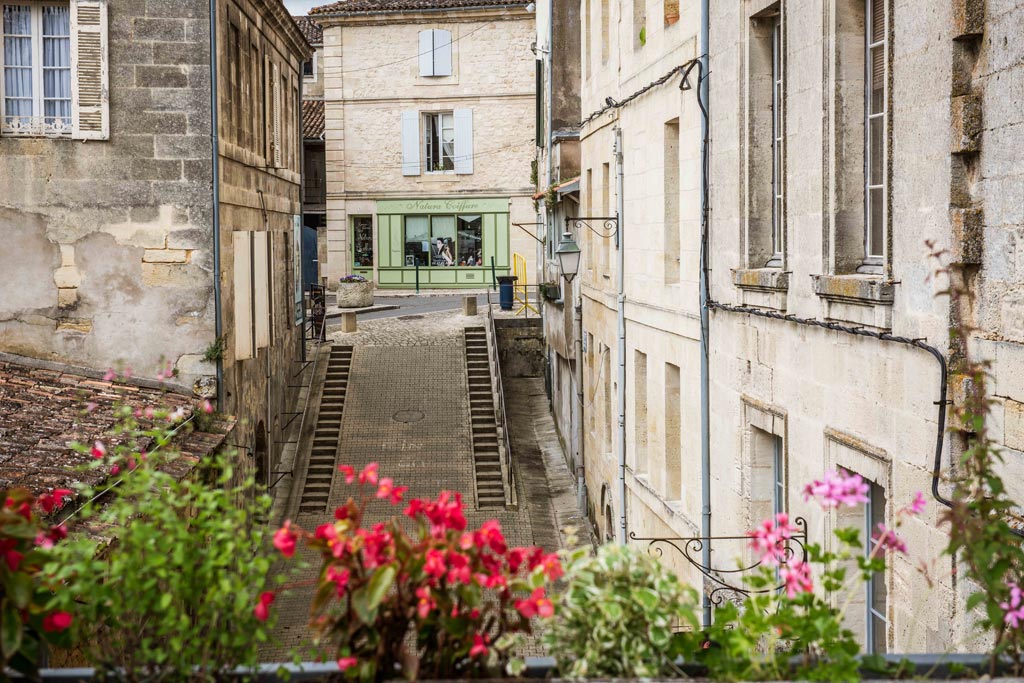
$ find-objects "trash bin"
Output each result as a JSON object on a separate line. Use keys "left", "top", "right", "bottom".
{"left": 496, "top": 275, "right": 518, "bottom": 311}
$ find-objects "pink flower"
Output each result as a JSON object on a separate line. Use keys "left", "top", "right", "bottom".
{"left": 780, "top": 560, "right": 814, "bottom": 598}
{"left": 124, "top": 366, "right": 133, "bottom": 379}
{"left": 358, "top": 463, "right": 379, "bottom": 485}
{"left": 37, "top": 489, "right": 73, "bottom": 514}
{"left": 1000, "top": 582, "right": 1024, "bottom": 629}
{"left": 273, "top": 521, "right": 298, "bottom": 558}
{"left": 376, "top": 478, "right": 395, "bottom": 500}
{"left": 201, "top": 400, "right": 214, "bottom": 414}
{"left": 905, "top": 491, "right": 927, "bottom": 516}
{"left": 470, "top": 633, "right": 490, "bottom": 658}
{"left": 874, "top": 524, "right": 908, "bottom": 554}
{"left": 90, "top": 441, "right": 106, "bottom": 459}
{"left": 337, "top": 657, "right": 358, "bottom": 671}
{"left": 339, "top": 465, "right": 356, "bottom": 484}
{"left": 103, "top": 368, "right": 116, "bottom": 382}
{"left": 416, "top": 586, "right": 436, "bottom": 618}
{"left": 43, "top": 611, "right": 73, "bottom": 633}
{"left": 254, "top": 591, "right": 275, "bottom": 622}
{"left": 515, "top": 587, "right": 554, "bottom": 619}
{"left": 802, "top": 470, "right": 870, "bottom": 509}
{"left": 326, "top": 567, "right": 351, "bottom": 596}
{"left": 110, "top": 464, "right": 120, "bottom": 476}
{"left": 748, "top": 513, "right": 797, "bottom": 566}
{"left": 423, "top": 549, "right": 446, "bottom": 581}
{"left": 474, "top": 520, "right": 508, "bottom": 555}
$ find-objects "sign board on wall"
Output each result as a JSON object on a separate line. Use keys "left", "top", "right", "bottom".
{"left": 375, "top": 197, "right": 509, "bottom": 215}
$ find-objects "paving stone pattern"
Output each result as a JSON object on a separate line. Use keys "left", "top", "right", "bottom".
{"left": 262, "top": 309, "right": 571, "bottom": 662}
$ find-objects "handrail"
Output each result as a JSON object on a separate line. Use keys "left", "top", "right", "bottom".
{"left": 484, "top": 289, "right": 517, "bottom": 508}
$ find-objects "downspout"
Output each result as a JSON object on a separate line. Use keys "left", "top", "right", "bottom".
{"left": 208, "top": 0, "right": 224, "bottom": 408}
{"left": 698, "top": 0, "right": 712, "bottom": 627}
{"left": 614, "top": 126, "right": 627, "bottom": 545}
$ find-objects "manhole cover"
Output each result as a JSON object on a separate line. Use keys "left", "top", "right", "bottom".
{"left": 398, "top": 314, "right": 424, "bottom": 320}
{"left": 393, "top": 410, "right": 425, "bottom": 424}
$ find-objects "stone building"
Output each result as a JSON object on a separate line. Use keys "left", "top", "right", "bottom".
{"left": 564, "top": 0, "right": 1024, "bottom": 656}
{"left": 0, "top": 0, "right": 311, "bottom": 490}
{"left": 309, "top": 0, "right": 536, "bottom": 290}
{"left": 297, "top": 14, "right": 325, "bottom": 291}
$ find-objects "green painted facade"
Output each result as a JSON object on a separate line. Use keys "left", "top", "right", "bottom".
{"left": 371, "top": 197, "right": 512, "bottom": 289}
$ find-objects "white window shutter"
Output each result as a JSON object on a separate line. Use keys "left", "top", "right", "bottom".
{"left": 233, "top": 231, "right": 254, "bottom": 361}
{"left": 418, "top": 30, "right": 434, "bottom": 77}
{"left": 70, "top": 0, "right": 109, "bottom": 140}
{"left": 454, "top": 108, "right": 473, "bottom": 175}
{"left": 433, "top": 29, "right": 452, "bottom": 76}
{"left": 401, "top": 110, "right": 421, "bottom": 176}
{"left": 254, "top": 231, "right": 271, "bottom": 349}
{"left": 272, "top": 64, "right": 282, "bottom": 167}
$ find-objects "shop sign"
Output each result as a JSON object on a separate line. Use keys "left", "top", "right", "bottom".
{"left": 376, "top": 197, "right": 509, "bottom": 215}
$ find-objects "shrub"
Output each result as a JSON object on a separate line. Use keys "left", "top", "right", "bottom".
{"left": 271, "top": 463, "right": 560, "bottom": 680}
{"left": 545, "top": 540, "right": 700, "bottom": 678}
{"left": 45, "top": 409, "right": 279, "bottom": 681}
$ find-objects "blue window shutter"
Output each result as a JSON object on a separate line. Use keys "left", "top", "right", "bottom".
{"left": 418, "top": 30, "right": 434, "bottom": 76}
{"left": 454, "top": 108, "right": 473, "bottom": 175}
{"left": 433, "top": 29, "right": 452, "bottom": 76}
{"left": 401, "top": 110, "right": 421, "bottom": 176}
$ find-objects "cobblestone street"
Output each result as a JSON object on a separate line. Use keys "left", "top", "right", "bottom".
{"left": 262, "top": 308, "right": 574, "bottom": 662}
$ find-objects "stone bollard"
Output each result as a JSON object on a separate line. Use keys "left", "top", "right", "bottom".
{"left": 340, "top": 311, "right": 357, "bottom": 333}
{"left": 463, "top": 295, "right": 478, "bottom": 316}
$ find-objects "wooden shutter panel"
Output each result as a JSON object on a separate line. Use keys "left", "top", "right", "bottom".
{"left": 254, "top": 231, "right": 271, "bottom": 349}
{"left": 70, "top": 0, "right": 109, "bottom": 140}
{"left": 418, "top": 30, "right": 434, "bottom": 76}
{"left": 433, "top": 29, "right": 452, "bottom": 76}
{"left": 272, "top": 63, "right": 282, "bottom": 167}
{"left": 454, "top": 108, "right": 473, "bottom": 175}
{"left": 233, "top": 231, "right": 254, "bottom": 361}
{"left": 401, "top": 110, "right": 421, "bottom": 176}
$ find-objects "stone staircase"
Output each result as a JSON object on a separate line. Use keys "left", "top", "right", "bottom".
{"left": 299, "top": 345, "right": 353, "bottom": 515}
{"left": 464, "top": 327, "right": 505, "bottom": 508}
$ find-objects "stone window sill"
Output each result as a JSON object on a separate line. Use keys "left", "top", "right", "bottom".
{"left": 811, "top": 274, "right": 895, "bottom": 329}
{"left": 732, "top": 268, "right": 789, "bottom": 310}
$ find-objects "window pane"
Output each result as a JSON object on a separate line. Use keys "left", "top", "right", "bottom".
{"left": 404, "top": 216, "right": 430, "bottom": 266}
{"left": 868, "top": 187, "right": 884, "bottom": 257}
{"left": 870, "top": 46, "right": 885, "bottom": 114}
{"left": 869, "top": 117, "right": 884, "bottom": 185}
{"left": 3, "top": 5, "right": 33, "bottom": 121}
{"left": 3, "top": 5, "right": 31, "bottom": 35}
{"left": 870, "top": 0, "right": 884, "bottom": 44}
{"left": 42, "top": 6, "right": 69, "bottom": 38}
{"left": 441, "top": 113, "right": 455, "bottom": 169}
{"left": 353, "top": 217, "right": 373, "bottom": 267}
{"left": 430, "top": 215, "right": 456, "bottom": 267}
{"left": 457, "top": 215, "right": 482, "bottom": 266}
{"left": 868, "top": 482, "right": 888, "bottom": 653}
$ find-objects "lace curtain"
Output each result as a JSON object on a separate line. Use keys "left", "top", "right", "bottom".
{"left": 2, "top": 4, "right": 70, "bottom": 127}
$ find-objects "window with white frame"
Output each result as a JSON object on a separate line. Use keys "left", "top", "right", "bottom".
{"left": 417, "top": 28, "right": 451, "bottom": 77}
{"left": 769, "top": 15, "right": 784, "bottom": 266}
{"left": 863, "top": 0, "right": 886, "bottom": 266}
{"left": 1, "top": 0, "right": 107, "bottom": 139}
{"left": 864, "top": 481, "right": 888, "bottom": 653}
{"left": 424, "top": 111, "right": 454, "bottom": 172}
{"left": 302, "top": 54, "right": 315, "bottom": 81}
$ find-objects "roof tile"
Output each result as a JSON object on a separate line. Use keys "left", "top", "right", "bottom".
{"left": 303, "top": 99, "right": 325, "bottom": 139}
{"left": 311, "top": 0, "right": 527, "bottom": 16}
{"left": 293, "top": 16, "right": 323, "bottom": 44}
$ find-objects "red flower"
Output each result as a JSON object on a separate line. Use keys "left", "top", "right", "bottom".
{"left": 358, "top": 463, "right": 379, "bottom": 485}
{"left": 337, "top": 657, "right": 358, "bottom": 671}
{"left": 538, "top": 553, "right": 563, "bottom": 581}
{"left": 42, "top": 611, "right": 72, "bottom": 633}
{"left": 515, "top": 588, "right": 554, "bottom": 619}
{"left": 390, "top": 486, "right": 408, "bottom": 504}
{"left": 90, "top": 441, "right": 106, "bottom": 459}
{"left": 273, "top": 521, "right": 298, "bottom": 558}
{"left": 4, "top": 549, "right": 23, "bottom": 571}
{"left": 37, "top": 489, "right": 73, "bottom": 514}
{"left": 470, "top": 632, "right": 490, "bottom": 658}
{"left": 339, "top": 465, "right": 356, "bottom": 484}
{"left": 334, "top": 505, "right": 350, "bottom": 520}
{"left": 415, "top": 586, "right": 436, "bottom": 618}
{"left": 507, "top": 547, "right": 527, "bottom": 573}
{"left": 446, "top": 550, "right": 472, "bottom": 584}
{"left": 326, "top": 566, "right": 351, "bottom": 596}
{"left": 474, "top": 520, "right": 507, "bottom": 555}
{"left": 376, "top": 478, "right": 394, "bottom": 499}
{"left": 254, "top": 591, "right": 275, "bottom": 622}
{"left": 423, "top": 548, "right": 446, "bottom": 581}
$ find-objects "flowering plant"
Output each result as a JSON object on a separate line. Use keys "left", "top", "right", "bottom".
{"left": 0, "top": 487, "right": 74, "bottom": 678}
{"left": 701, "top": 470, "right": 924, "bottom": 682}
{"left": 270, "top": 463, "right": 561, "bottom": 680}
{"left": 340, "top": 275, "right": 369, "bottom": 283}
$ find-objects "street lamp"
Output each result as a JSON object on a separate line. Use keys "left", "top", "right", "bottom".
{"left": 555, "top": 231, "right": 581, "bottom": 283}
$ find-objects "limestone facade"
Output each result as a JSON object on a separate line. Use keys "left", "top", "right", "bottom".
{"left": 0, "top": 0, "right": 311, "bottom": 491}
{"left": 560, "top": 0, "right": 1024, "bottom": 655}
{"left": 310, "top": 0, "right": 536, "bottom": 290}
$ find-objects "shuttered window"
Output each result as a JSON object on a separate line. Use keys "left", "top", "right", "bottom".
{"left": 233, "top": 230, "right": 273, "bottom": 362}
{"left": 417, "top": 28, "right": 452, "bottom": 77}
{"left": 401, "top": 108, "right": 473, "bottom": 176}
{"left": 0, "top": 0, "right": 106, "bottom": 138}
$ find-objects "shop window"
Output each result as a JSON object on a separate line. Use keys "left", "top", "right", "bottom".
{"left": 457, "top": 215, "right": 483, "bottom": 266}
{"left": 352, "top": 216, "right": 373, "bottom": 268}
{"left": 418, "top": 28, "right": 452, "bottom": 77}
{"left": 424, "top": 111, "right": 454, "bottom": 172}
{"left": 404, "top": 214, "right": 483, "bottom": 267}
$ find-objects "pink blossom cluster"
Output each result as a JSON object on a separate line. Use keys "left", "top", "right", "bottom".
{"left": 802, "top": 469, "right": 870, "bottom": 509}
{"left": 1001, "top": 582, "right": 1024, "bottom": 629}
{"left": 748, "top": 513, "right": 798, "bottom": 566}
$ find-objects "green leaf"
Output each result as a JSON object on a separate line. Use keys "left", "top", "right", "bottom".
{"left": 366, "top": 564, "right": 395, "bottom": 612}
{"left": 631, "top": 587, "right": 658, "bottom": 611}
{"left": 1, "top": 601, "right": 23, "bottom": 658}
{"left": 6, "top": 572, "right": 32, "bottom": 610}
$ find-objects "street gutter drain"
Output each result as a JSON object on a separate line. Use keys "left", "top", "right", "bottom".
{"left": 392, "top": 410, "right": 425, "bottom": 424}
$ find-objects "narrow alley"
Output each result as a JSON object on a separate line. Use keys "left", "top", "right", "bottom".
{"left": 263, "top": 307, "right": 581, "bottom": 660}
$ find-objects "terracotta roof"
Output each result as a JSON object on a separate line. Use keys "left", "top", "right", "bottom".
{"left": 0, "top": 359, "right": 233, "bottom": 494}
{"left": 310, "top": 0, "right": 528, "bottom": 16}
{"left": 293, "top": 16, "right": 323, "bottom": 45}
{"left": 303, "top": 99, "right": 325, "bottom": 139}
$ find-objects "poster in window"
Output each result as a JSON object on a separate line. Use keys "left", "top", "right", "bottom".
{"left": 293, "top": 215, "right": 303, "bottom": 325}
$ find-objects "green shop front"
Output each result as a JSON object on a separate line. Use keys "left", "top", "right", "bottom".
{"left": 358, "top": 197, "right": 512, "bottom": 289}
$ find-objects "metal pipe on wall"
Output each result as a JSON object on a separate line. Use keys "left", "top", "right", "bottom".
{"left": 208, "top": 0, "right": 224, "bottom": 408}
{"left": 698, "top": 0, "right": 712, "bottom": 627}
{"left": 614, "top": 126, "right": 627, "bottom": 545}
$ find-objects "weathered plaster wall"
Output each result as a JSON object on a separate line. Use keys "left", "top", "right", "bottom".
{"left": 0, "top": 0, "right": 216, "bottom": 393}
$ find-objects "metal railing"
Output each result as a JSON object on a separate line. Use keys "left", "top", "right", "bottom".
{"left": 483, "top": 290, "right": 518, "bottom": 509}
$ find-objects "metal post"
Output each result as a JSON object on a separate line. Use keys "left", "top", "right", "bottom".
{"left": 698, "top": 0, "right": 713, "bottom": 628}
{"left": 575, "top": 299, "right": 586, "bottom": 512}
{"left": 614, "top": 127, "right": 627, "bottom": 546}
{"left": 491, "top": 256, "right": 497, "bottom": 290}
{"left": 415, "top": 260, "right": 420, "bottom": 293}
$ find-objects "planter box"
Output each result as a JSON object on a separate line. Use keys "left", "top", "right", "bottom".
{"left": 337, "top": 280, "right": 374, "bottom": 308}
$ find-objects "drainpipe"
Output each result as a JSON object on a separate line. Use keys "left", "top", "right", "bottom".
{"left": 574, "top": 298, "right": 585, "bottom": 511}
{"left": 698, "top": 0, "right": 712, "bottom": 627}
{"left": 614, "top": 126, "right": 627, "bottom": 545}
{"left": 208, "top": 0, "right": 224, "bottom": 408}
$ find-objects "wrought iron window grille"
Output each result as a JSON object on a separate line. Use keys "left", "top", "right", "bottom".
{"left": 629, "top": 516, "right": 808, "bottom": 606}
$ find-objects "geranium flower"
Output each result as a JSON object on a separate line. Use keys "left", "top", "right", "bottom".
{"left": 43, "top": 611, "right": 72, "bottom": 633}
{"left": 358, "top": 463, "right": 379, "bottom": 485}
{"left": 780, "top": 561, "right": 814, "bottom": 598}
{"left": 748, "top": 513, "right": 798, "bottom": 566}
{"left": 515, "top": 587, "right": 554, "bottom": 619}
{"left": 423, "top": 548, "right": 446, "bottom": 581}
{"left": 802, "top": 470, "right": 870, "bottom": 509}
{"left": 37, "top": 489, "right": 73, "bottom": 514}
{"left": 326, "top": 566, "right": 350, "bottom": 596}
{"left": 905, "top": 491, "right": 927, "bottom": 516}
{"left": 273, "top": 521, "right": 298, "bottom": 558}
{"left": 474, "top": 520, "right": 507, "bottom": 554}
{"left": 337, "top": 657, "right": 358, "bottom": 671}
{"left": 874, "top": 524, "right": 908, "bottom": 554}
{"left": 254, "top": 591, "right": 275, "bottom": 622}
{"left": 416, "top": 586, "right": 436, "bottom": 618}
{"left": 339, "top": 465, "right": 356, "bottom": 484}
{"left": 1000, "top": 582, "right": 1024, "bottom": 628}
{"left": 470, "top": 633, "right": 490, "bottom": 657}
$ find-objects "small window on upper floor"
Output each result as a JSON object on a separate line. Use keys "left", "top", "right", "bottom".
{"left": 302, "top": 54, "right": 315, "bottom": 81}
{"left": 1, "top": 0, "right": 108, "bottom": 139}
{"left": 418, "top": 28, "right": 452, "bottom": 77}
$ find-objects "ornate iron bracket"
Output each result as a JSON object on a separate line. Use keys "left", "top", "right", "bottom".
{"left": 566, "top": 216, "right": 620, "bottom": 248}
{"left": 628, "top": 516, "right": 809, "bottom": 606}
